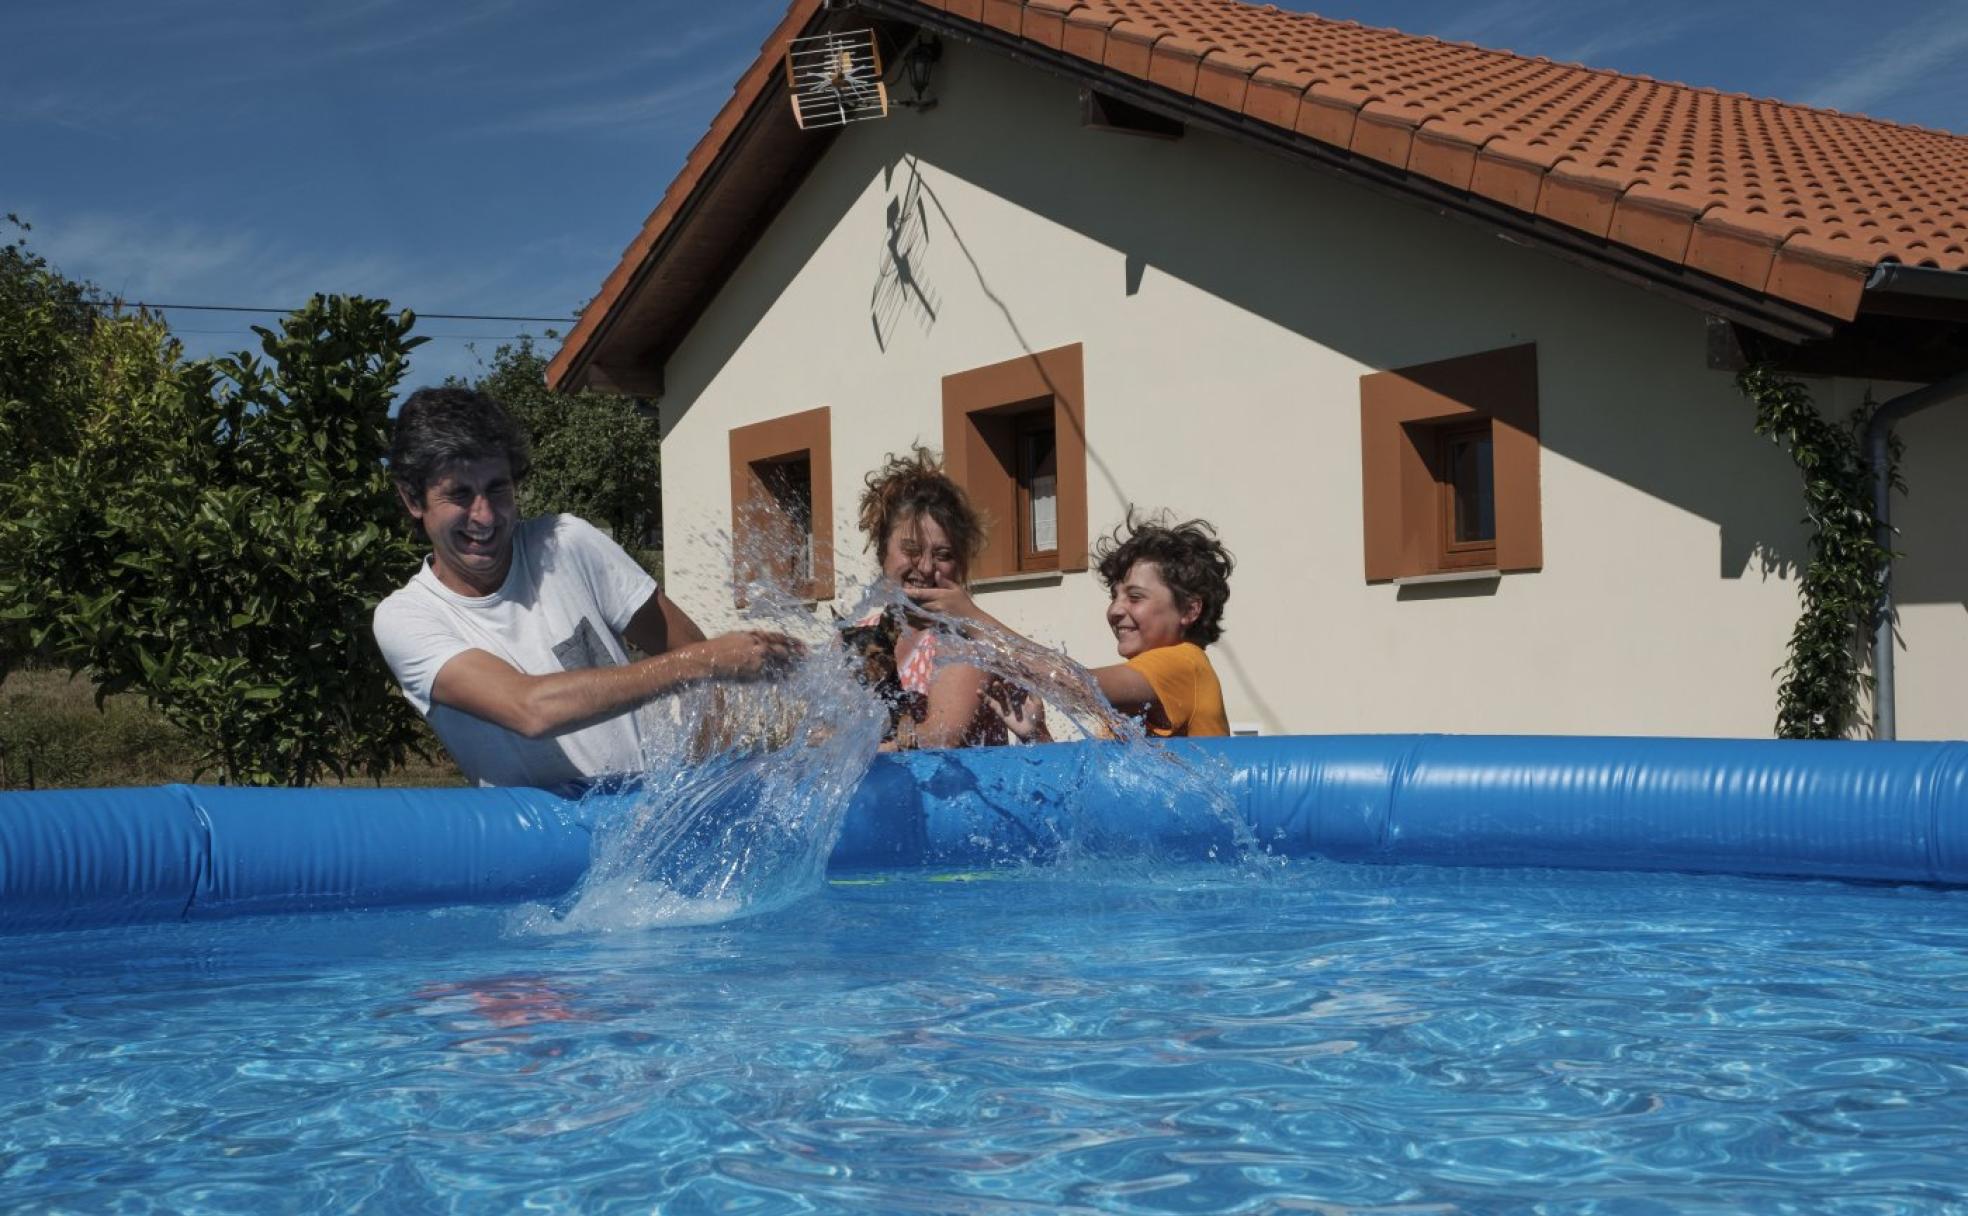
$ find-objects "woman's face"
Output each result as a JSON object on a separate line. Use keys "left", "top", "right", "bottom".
{"left": 1106, "top": 560, "right": 1200, "bottom": 659}
{"left": 882, "top": 511, "right": 964, "bottom": 589}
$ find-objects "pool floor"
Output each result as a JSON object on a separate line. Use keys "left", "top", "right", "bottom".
{"left": 4, "top": 863, "right": 1967, "bottom": 1214}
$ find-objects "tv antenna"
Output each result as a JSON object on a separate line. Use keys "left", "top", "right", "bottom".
{"left": 785, "top": 29, "right": 888, "bottom": 130}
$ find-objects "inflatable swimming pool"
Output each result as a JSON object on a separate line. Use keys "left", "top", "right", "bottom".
{"left": 9, "top": 733, "right": 1968, "bottom": 1211}
{"left": 5, "top": 734, "right": 1966, "bottom": 932}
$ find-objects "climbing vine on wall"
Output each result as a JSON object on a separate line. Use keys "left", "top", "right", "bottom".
{"left": 1738, "top": 365, "right": 1900, "bottom": 740}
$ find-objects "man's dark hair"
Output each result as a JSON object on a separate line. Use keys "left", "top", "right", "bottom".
{"left": 388, "top": 386, "right": 531, "bottom": 502}
{"left": 1094, "top": 512, "right": 1234, "bottom": 647}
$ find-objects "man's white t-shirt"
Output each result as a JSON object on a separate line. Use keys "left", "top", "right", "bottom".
{"left": 373, "top": 514, "right": 659, "bottom": 793}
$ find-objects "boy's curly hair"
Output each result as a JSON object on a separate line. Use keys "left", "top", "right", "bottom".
{"left": 857, "top": 445, "right": 986, "bottom": 576}
{"left": 1094, "top": 512, "right": 1234, "bottom": 647}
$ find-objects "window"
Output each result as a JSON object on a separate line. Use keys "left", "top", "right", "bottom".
{"left": 1359, "top": 344, "right": 1540, "bottom": 582}
{"left": 728, "top": 407, "right": 833, "bottom": 603}
{"left": 942, "top": 343, "right": 1088, "bottom": 580}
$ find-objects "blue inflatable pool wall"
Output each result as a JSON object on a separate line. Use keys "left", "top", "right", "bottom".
{"left": 3, "top": 735, "right": 1967, "bottom": 931}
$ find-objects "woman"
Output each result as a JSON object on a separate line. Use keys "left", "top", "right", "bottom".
{"left": 856, "top": 446, "right": 1007, "bottom": 748}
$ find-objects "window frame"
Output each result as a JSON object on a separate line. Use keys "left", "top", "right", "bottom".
{"left": 941, "top": 343, "right": 1088, "bottom": 581}
{"left": 728, "top": 406, "right": 833, "bottom": 604}
{"left": 1359, "top": 343, "right": 1541, "bottom": 583}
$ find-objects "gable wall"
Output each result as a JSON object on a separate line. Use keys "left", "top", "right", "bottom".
{"left": 652, "top": 40, "right": 1967, "bottom": 740}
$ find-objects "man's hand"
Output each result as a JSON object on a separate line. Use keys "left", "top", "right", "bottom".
{"left": 696, "top": 630, "right": 804, "bottom": 680}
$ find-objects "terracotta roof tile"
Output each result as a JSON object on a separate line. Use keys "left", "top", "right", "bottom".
{"left": 1020, "top": 4, "right": 1070, "bottom": 48}
{"left": 981, "top": 0, "right": 1024, "bottom": 32}
{"left": 934, "top": 0, "right": 1968, "bottom": 318}
{"left": 553, "top": 0, "right": 1968, "bottom": 387}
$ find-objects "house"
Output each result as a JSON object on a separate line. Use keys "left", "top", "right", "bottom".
{"left": 547, "top": 0, "right": 1968, "bottom": 739}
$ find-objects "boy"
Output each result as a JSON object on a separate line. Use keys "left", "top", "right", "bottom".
{"left": 907, "top": 514, "right": 1233, "bottom": 738}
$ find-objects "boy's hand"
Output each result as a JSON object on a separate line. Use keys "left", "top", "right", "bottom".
{"left": 904, "top": 574, "right": 982, "bottom": 621}
{"left": 987, "top": 684, "right": 1051, "bottom": 743}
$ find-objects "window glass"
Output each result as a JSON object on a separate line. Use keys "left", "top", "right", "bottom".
{"left": 1021, "top": 426, "right": 1058, "bottom": 555}
{"left": 756, "top": 455, "right": 813, "bottom": 584}
{"left": 1447, "top": 432, "right": 1495, "bottom": 544}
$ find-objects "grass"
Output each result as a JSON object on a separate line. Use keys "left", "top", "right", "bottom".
{"left": 0, "top": 667, "right": 466, "bottom": 790}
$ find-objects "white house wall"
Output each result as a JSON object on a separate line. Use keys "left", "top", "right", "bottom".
{"left": 653, "top": 40, "right": 1966, "bottom": 740}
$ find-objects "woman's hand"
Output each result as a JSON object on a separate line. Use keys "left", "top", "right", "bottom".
{"left": 904, "top": 573, "right": 983, "bottom": 622}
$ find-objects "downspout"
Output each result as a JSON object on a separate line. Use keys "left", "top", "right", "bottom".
{"left": 1866, "top": 366, "right": 1968, "bottom": 739}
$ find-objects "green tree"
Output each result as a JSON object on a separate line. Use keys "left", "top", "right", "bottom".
{"left": 460, "top": 337, "right": 662, "bottom": 574}
{"left": 0, "top": 216, "right": 181, "bottom": 682}
{"left": 0, "top": 214, "right": 96, "bottom": 484}
{"left": 0, "top": 295, "right": 430, "bottom": 784}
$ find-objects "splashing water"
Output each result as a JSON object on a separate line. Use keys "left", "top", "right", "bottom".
{"left": 916, "top": 602, "right": 1278, "bottom": 878}
{"left": 514, "top": 513, "right": 1277, "bottom": 936}
{"left": 514, "top": 566, "right": 891, "bottom": 935}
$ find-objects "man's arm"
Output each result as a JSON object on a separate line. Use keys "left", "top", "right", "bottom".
{"left": 429, "top": 629, "right": 799, "bottom": 740}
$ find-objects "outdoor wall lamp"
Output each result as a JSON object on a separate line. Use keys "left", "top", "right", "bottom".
{"left": 900, "top": 34, "right": 940, "bottom": 110}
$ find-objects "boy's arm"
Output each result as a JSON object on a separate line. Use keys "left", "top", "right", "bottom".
{"left": 905, "top": 576, "right": 1162, "bottom": 718}
{"left": 1087, "top": 663, "right": 1158, "bottom": 716}
{"left": 429, "top": 631, "right": 800, "bottom": 740}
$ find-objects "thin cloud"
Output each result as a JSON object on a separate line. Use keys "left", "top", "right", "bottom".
{"left": 1427, "top": 0, "right": 1571, "bottom": 51}
{"left": 317, "top": 0, "right": 523, "bottom": 61}
{"left": 1804, "top": 6, "right": 1968, "bottom": 116}
{"left": 21, "top": 209, "right": 560, "bottom": 387}
{"left": 28, "top": 213, "right": 265, "bottom": 300}
{"left": 0, "top": 90, "right": 130, "bottom": 135}
{"left": 1542, "top": 12, "right": 1713, "bottom": 70}
{"left": 21, "top": 210, "right": 529, "bottom": 313}
{"left": 519, "top": 11, "right": 776, "bottom": 93}
{"left": 481, "top": 58, "right": 751, "bottom": 135}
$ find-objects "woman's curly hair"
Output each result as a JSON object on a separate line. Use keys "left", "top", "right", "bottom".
{"left": 857, "top": 445, "right": 986, "bottom": 577}
{"left": 1094, "top": 512, "right": 1234, "bottom": 647}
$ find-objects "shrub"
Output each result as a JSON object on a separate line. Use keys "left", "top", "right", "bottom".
{"left": 0, "top": 295, "right": 432, "bottom": 784}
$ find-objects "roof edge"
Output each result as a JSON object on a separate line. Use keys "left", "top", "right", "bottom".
{"left": 547, "top": 0, "right": 829, "bottom": 394}
{"left": 871, "top": 0, "right": 1847, "bottom": 341}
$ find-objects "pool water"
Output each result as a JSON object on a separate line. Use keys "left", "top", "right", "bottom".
{"left": 4, "top": 864, "right": 1966, "bottom": 1214}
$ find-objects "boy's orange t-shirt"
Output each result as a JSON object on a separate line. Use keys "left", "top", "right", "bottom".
{"left": 1124, "top": 641, "right": 1229, "bottom": 738}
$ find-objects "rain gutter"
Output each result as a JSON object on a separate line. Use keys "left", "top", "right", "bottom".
{"left": 1868, "top": 364, "right": 1968, "bottom": 739}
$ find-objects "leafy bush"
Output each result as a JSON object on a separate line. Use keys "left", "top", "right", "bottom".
{"left": 0, "top": 215, "right": 173, "bottom": 682}
{"left": 0, "top": 295, "right": 432, "bottom": 784}
{"left": 0, "top": 214, "right": 99, "bottom": 490}
{"left": 1739, "top": 366, "right": 1899, "bottom": 739}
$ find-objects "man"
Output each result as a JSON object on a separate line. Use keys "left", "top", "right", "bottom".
{"left": 373, "top": 387, "right": 799, "bottom": 792}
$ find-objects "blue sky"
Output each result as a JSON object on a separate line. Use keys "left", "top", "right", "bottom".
{"left": 6, "top": 1, "right": 1964, "bottom": 389}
